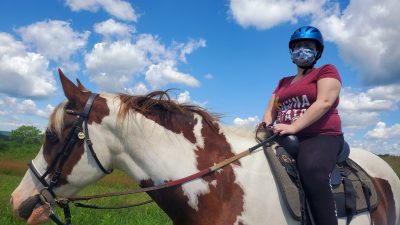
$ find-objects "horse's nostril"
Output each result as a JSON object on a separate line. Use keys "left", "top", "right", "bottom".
{"left": 18, "top": 195, "right": 41, "bottom": 220}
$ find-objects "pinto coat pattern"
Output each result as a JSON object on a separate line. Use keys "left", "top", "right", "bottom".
{"left": 10, "top": 70, "right": 400, "bottom": 225}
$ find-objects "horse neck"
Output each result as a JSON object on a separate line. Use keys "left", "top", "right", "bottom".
{"left": 113, "top": 112, "right": 233, "bottom": 182}
{"left": 111, "top": 110, "right": 278, "bottom": 224}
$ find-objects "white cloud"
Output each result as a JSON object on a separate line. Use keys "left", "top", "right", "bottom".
{"left": 124, "top": 82, "right": 149, "bottom": 95}
{"left": 340, "top": 87, "right": 397, "bottom": 112}
{"left": 177, "top": 39, "right": 206, "bottom": 63}
{"left": 314, "top": 0, "right": 400, "bottom": 84}
{"left": 17, "top": 20, "right": 90, "bottom": 60}
{"left": 204, "top": 74, "right": 214, "bottom": 80}
{"left": 65, "top": 0, "right": 138, "bottom": 22}
{"left": 135, "top": 34, "right": 168, "bottom": 62}
{"left": 365, "top": 122, "right": 400, "bottom": 140}
{"left": 229, "top": 0, "right": 327, "bottom": 30}
{"left": 17, "top": 20, "right": 90, "bottom": 72}
{"left": 145, "top": 61, "right": 200, "bottom": 89}
{"left": 2, "top": 96, "right": 54, "bottom": 118}
{"left": 233, "top": 116, "right": 259, "bottom": 130}
{"left": 340, "top": 111, "right": 380, "bottom": 129}
{"left": 0, "top": 32, "right": 56, "bottom": 98}
{"left": 85, "top": 41, "right": 149, "bottom": 91}
{"left": 0, "top": 95, "right": 54, "bottom": 131}
{"left": 176, "top": 91, "right": 191, "bottom": 104}
{"left": 339, "top": 85, "right": 400, "bottom": 129}
{"left": 94, "top": 18, "right": 135, "bottom": 41}
{"left": 85, "top": 34, "right": 204, "bottom": 92}
{"left": 365, "top": 84, "right": 400, "bottom": 102}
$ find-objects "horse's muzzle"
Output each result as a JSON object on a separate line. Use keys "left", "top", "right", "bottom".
{"left": 17, "top": 194, "right": 41, "bottom": 220}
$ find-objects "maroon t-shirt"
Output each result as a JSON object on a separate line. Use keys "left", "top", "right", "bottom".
{"left": 273, "top": 64, "right": 343, "bottom": 137}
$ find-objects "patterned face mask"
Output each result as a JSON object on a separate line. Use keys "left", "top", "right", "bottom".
{"left": 291, "top": 47, "right": 317, "bottom": 67}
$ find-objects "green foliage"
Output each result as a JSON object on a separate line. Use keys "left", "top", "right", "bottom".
{"left": 10, "top": 126, "right": 42, "bottom": 144}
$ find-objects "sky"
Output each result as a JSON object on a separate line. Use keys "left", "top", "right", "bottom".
{"left": 0, "top": 0, "right": 399, "bottom": 155}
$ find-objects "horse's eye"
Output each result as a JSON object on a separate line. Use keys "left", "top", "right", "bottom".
{"left": 45, "top": 129, "right": 59, "bottom": 144}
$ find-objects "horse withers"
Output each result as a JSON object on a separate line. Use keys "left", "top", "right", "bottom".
{"left": 10, "top": 70, "right": 400, "bottom": 225}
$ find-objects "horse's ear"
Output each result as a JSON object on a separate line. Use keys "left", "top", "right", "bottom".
{"left": 76, "top": 79, "right": 89, "bottom": 92}
{"left": 58, "top": 68, "right": 83, "bottom": 102}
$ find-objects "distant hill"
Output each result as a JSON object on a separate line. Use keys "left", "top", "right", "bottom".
{"left": 0, "top": 131, "right": 10, "bottom": 140}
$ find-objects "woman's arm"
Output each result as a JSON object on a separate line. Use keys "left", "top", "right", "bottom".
{"left": 261, "top": 93, "right": 277, "bottom": 125}
{"left": 273, "top": 77, "right": 341, "bottom": 135}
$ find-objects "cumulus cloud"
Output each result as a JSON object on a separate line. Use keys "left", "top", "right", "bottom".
{"left": 64, "top": 0, "right": 138, "bottom": 22}
{"left": 229, "top": 0, "right": 327, "bottom": 30}
{"left": 17, "top": 20, "right": 90, "bottom": 72}
{"left": 176, "top": 91, "right": 191, "bottom": 104}
{"left": 85, "top": 41, "right": 149, "bottom": 91}
{"left": 233, "top": 116, "right": 259, "bottom": 130}
{"left": 339, "top": 85, "right": 400, "bottom": 129}
{"left": 315, "top": 0, "right": 400, "bottom": 85}
{"left": 177, "top": 39, "right": 206, "bottom": 63}
{"left": 365, "top": 122, "right": 400, "bottom": 140}
{"left": 94, "top": 18, "right": 135, "bottom": 41}
{"left": 340, "top": 87, "right": 397, "bottom": 112}
{"left": 85, "top": 34, "right": 204, "bottom": 92}
{"left": 124, "top": 82, "right": 149, "bottom": 95}
{"left": 145, "top": 61, "right": 200, "bottom": 89}
{"left": 2, "top": 96, "right": 55, "bottom": 118}
{"left": 0, "top": 32, "right": 56, "bottom": 98}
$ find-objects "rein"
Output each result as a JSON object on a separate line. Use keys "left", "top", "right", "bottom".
{"left": 28, "top": 92, "right": 279, "bottom": 225}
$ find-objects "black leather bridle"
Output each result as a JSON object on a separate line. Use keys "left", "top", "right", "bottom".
{"left": 27, "top": 93, "right": 112, "bottom": 225}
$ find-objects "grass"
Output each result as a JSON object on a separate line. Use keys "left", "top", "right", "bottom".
{"left": 1, "top": 172, "right": 172, "bottom": 225}
{"left": 380, "top": 154, "right": 400, "bottom": 178}
{"left": 0, "top": 140, "right": 172, "bottom": 225}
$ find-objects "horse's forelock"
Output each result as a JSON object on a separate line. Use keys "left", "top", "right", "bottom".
{"left": 48, "top": 101, "right": 67, "bottom": 138}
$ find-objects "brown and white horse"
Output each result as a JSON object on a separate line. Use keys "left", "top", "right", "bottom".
{"left": 11, "top": 70, "right": 400, "bottom": 225}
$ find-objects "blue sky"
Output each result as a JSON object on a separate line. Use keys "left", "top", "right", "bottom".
{"left": 0, "top": 0, "right": 399, "bottom": 155}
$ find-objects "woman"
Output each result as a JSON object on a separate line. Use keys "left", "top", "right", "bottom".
{"left": 260, "top": 26, "right": 343, "bottom": 225}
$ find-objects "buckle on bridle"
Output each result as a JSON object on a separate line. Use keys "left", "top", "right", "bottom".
{"left": 39, "top": 188, "right": 56, "bottom": 206}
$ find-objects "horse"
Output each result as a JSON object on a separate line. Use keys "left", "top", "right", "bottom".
{"left": 10, "top": 69, "right": 400, "bottom": 225}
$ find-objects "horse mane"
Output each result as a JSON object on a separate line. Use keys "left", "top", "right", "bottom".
{"left": 48, "top": 101, "right": 67, "bottom": 137}
{"left": 118, "top": 91, "right": 221, "bottom": 131}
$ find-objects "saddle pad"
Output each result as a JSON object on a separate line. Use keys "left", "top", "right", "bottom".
{"left": 263, "top": 144, "right": 379, "bottom": 220}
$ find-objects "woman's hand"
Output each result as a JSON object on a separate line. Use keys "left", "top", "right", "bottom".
{"left": 273, "top": 123, "right": 298, "bottom": 135}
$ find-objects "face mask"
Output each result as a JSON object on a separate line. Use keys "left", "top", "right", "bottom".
{"left": 291, "top": 47, "right": 317, "bottom": 67}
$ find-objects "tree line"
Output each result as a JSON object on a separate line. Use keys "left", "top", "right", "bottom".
{"left": 1, "top": 125, "right": 43, "bottom": 144}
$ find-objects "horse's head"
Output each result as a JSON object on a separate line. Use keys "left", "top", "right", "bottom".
{"left": 10, "top": 69, "right": 113, "bottom": 225}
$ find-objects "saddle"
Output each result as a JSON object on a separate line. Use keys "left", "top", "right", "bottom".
{"left": 261, "top": 135, "right": 379, "bottom": 225}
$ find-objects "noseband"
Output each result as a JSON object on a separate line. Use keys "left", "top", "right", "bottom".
{"left": 28, "top": 93, "right": 112, "bottom": 225}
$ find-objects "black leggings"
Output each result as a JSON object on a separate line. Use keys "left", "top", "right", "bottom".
{"left": 297, "top": 135, "right": 344, "bottom": 225}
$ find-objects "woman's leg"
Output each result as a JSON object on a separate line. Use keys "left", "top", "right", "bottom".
{"left": 297, "top": 135, "right": 343, "bottom": 225}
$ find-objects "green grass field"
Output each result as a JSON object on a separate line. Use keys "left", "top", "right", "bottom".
{"left": 0, "top": 140, "right": 172, "bottom": 225}
{"left": 1, "top": 140, "right": 399, "bottom": 225}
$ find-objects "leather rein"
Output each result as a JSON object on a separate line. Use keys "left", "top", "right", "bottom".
{"left": 28, "top": 92, "right": 278, "bottom": 225}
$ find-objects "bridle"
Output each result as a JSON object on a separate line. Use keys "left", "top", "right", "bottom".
{"left": 28, "top": 93, "right": 112, "bottom": 225}
{"left": 26, "top": 92, "right": 279, "bottom": 225}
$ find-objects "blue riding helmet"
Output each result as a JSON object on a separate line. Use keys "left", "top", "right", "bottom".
{"left": 289, "top": 26, "right": 324, "bottom": 60}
